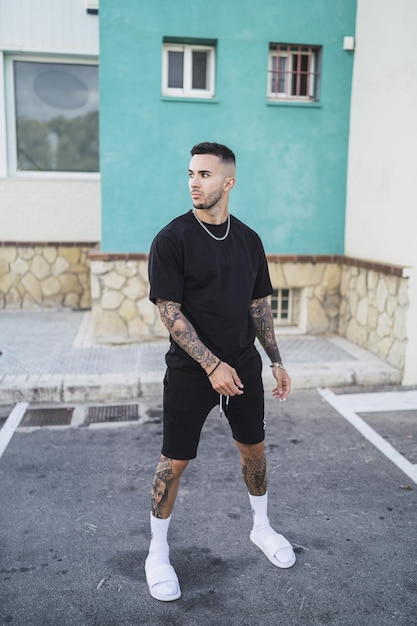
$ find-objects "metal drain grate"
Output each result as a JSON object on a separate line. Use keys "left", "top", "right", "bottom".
{"left": 20, "top": 407, "right": 74, "bottom": 427}
{"left": 86, "top": 404, "right": 139, "bottom": 424}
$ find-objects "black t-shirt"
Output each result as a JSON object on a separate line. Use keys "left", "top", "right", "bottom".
{"left": 148, "top": 211, "right": 273, "bottom": 374}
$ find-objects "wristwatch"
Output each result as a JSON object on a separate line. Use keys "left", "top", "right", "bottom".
{"left": 270, "top": 362, "right": 286, "bottom": 370}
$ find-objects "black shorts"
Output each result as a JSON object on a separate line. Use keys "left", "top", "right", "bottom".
{"left": 161, "top": 361, "right": 265, "bottom": 460}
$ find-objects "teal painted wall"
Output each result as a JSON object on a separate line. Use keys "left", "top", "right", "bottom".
{"left": 99, "top": 0, "right": 356, "bottom": 253}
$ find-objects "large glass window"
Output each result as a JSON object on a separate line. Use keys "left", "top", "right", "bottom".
{"left": 11, "top": 59, "right": 99, "bottom": 173}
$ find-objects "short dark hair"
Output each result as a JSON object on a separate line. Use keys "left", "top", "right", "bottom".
{"left": 190, "top": 142, "right": 236, "bottom": 165}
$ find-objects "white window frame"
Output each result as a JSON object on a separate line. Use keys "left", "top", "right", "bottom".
{"left": 267, "top": 45, "right": 320, "bottom": 101}
{"left": 162, "top": 44, "right": 215, "bottom": 99}
{"left": 4, "top": 54, "right": 100, "bottom": 179}
{"left": 270, "top": 288, "right": 301, "bottom": 327}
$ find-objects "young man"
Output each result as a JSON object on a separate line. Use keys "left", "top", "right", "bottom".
{"left": 145, "top": 142, "right": 295, "bottom": 602}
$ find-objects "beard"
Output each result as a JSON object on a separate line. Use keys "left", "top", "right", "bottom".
{"left": 192, "top": 187, "right": 223, "bottom": 210}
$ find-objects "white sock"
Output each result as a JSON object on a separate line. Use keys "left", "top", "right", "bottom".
{"left": 248, "top": 492, "right": 271, "bottom": 533}
{"left": 146, "top": 513, "right": 179, "bottom": 598}
{"left": 148, "top": 513, "right": 171, "bottom": 564}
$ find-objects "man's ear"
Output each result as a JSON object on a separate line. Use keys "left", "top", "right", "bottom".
{"left": 225, "top": 177, "right": 236, "bottom": 191}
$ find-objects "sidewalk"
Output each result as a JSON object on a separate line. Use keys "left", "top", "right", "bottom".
{"left": 0, "top": 310, "right": 402, "bottom": 404}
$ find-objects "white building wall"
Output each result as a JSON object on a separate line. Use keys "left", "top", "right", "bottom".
{"left": 0, "top": 0, "right": 98, "bottom": 55}
{"left": 0, "top": 179, "right": 100, "bottom": 242}
{"left": 0, "top": 0, "right": 100, "bottom": 242}
{"left": 346, "top": 0, "right": 417, "bottom": 383}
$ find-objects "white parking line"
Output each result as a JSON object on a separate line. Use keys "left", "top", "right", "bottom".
{"left": 0, "top": 402, "right": 28, "bottom": 459}
{"left": 319, "top": 388, "right": 417, "bottom": 485}
{"left": 328, "top": 390, "right": 417, "bottom": 413}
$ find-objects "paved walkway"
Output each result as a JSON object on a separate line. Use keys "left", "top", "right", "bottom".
{"left": 0, "top": 310, "right": 402, "bottom": 404}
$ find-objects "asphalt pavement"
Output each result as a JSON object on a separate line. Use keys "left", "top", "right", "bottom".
{"left": 0, "top": 310, "right": 416, "bottom": 625}
{"left": 0, "top": 389, "right": 416, "bottom": 625}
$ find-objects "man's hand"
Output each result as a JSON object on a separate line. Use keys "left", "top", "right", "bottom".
{"left": 208, "top": 361, "right": 244, "bottom": 396}
{"left": 271, "top": 366, "right": 291, "bottom": 401}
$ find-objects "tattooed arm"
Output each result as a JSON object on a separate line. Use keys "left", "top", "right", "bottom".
{"left": 156, "top": 299, "right": 218, "bottom": 373}
{"left": 249, "top": 296, "right": 282, "bottom": 363}
{"left": 249, "top": 296, "right": 291, "bottom": 400}
{"left": 156, "top": 299, "right": 244, "bottom": 395}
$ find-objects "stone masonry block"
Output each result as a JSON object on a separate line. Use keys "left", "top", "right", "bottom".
{"left": 64, "top": 293, "right": 81, "bottom": 308}
{"left": 52, "top": 256, "right": 71, "bottom": 275}
{"left": 388, "top": 339, "right": 406, "bottom": 369}
{"left": 59, "top": 273, "right": 83, "bottom": 295}
{"left": 128, "top": 316, "right": 152, "bottom": 339}
{"left": 10, "top": 258, "right": 29, "bottom": 275}
{"left": 322, "top": 264, "right": 342, "bottom": 291}
{"left": 0, "top": 272, "right": 16, "bottom": 294}
{"left": 394, "top": 307, "right": 407, "bottom": 341}
{"left": 119, "top": 298, "right": 138, "bottom": 322}
{"left": 376, "top": 312, "right": 392, "bottom": 338}
{"left": 115, "top": 260, "right": 138, "bottom": 278}
{"left": 91, "top": 260, "right": 113, "bottom": 275}
{"left": 102, "top": 288, "right": 124, "bottom": 310}
{"left": 21, "top": 273, "right": 42, "bottom": 302}
{"left": 0, "top": 261, "right": 9, "bottom": 277}
{"left": 356, "top": 297, "right": 368, "bottom": 326}
{"left": 123, "top": 276, "right": 147, "bottom": 301}
{"left": 367, "top": 270, "right": 378, "bottom": 291}
{"left": 138, "top": 297, "right": 156, "bottom": 325}
{"left": 5, "top": 287, "right": 21, "bottom": 306}
{"left": 268, "top": 263, "right": 286, "bottom": 287}
{"left": 0, "top": 247, "right": 17, "bottom": 263}
{"left": 58, "top": 247, "right": 81, "bottom": 265}
{"left": 31, "top": 255, "right": 50, "bottom": 280}
{"left": 386, "top": 295, "right": 397, "bottom": 316}
{"left": 356, "top": 271, "right": 367, "bottom": 298}
{"left": 306, "top": 298, "right": 329, "bottom": 334}
{"left": 282, "top": 263, "right": 325, "bottom": 287}
{"left": 41, "top": 276, "right": 61, "bottom": 297}
{"left": 43, "top": 248, "right": 58, "bottom": 264}
{"left": 376, "top": 278, "right": 388, "bottom": 313}
{"left": 398, "top": 279, "right": 409, "bottom": 307}
{"left": 103, "top": 271, "right": 126, "bottom": 290}
{"left": 386, "top": 275, "right": 399, "bottom": 296}
{"left": 91, "top": 274, "right": 101, "bottom": 300}
{"left": 339, "top": 269, "right": 350, "bottom": 296}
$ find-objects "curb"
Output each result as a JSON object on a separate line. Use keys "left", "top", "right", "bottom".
{"left": 0, "top": 363, "right": 402, "bottom": 405}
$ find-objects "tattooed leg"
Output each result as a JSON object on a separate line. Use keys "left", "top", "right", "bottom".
{"left": 241, "top": 454, "right": 267, "bottom": 496}
{"left": 235, "top": 441, "right": 267, "bottom": 496}
{"left": 151, "top": 455, "right": 189, "bottom": 519}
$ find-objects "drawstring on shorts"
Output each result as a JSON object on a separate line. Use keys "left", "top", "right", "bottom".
{"left": 219, "top": 394, "right": 230, "bottom": 417}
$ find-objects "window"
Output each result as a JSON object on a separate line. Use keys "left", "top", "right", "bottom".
{"left": 268, "top": 44, "right": 321, "bottom": 101}
{"left": 162, "top": 43, "right": 215, "bottom": 98}
{"left": 270, "top": 288, "right": 301, "bottom": 326}
{"left": 6, "top": 56, "right": 99, "bottom": 174}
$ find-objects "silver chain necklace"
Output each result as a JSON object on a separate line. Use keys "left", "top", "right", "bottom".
{"left": 192, "top": 209, "right": 231, "bottom": 241}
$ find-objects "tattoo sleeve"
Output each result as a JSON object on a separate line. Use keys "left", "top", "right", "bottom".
{"left": 156, "top": 299, "right": 218, "bottom": 372}
{"left": 249, "top": 297, "right": 282, "bottom": 363}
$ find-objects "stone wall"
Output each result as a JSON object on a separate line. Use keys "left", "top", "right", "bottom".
{"left": 89, "top": 252, "right": 410, "bottom": 374}
{"left": 89, "top": 254, "right": 345, "bottom": 343}
{"left": 90, "top": 257, "right": 165, "bottom": 343}
{"left": 0, "top": 243, "right": 94, "bottom": 310}
{"left": 3, "top": 245, "right": 408, "bottom": 373}
{"left": 267, "top": 258, "right": 342, "bottom": 334}
{"left": 338, "top": 263, "right": 409, "bottom": 370}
